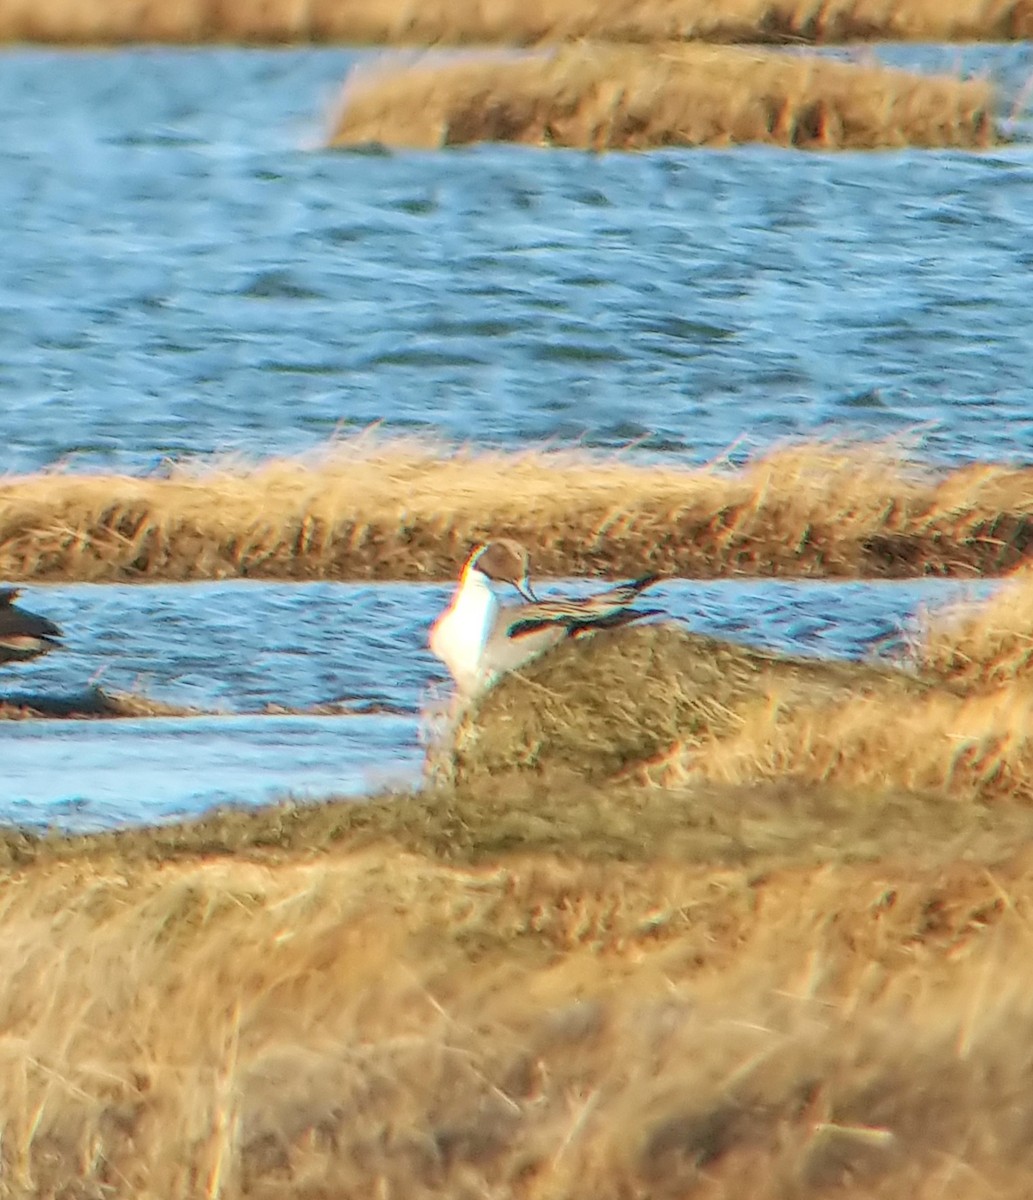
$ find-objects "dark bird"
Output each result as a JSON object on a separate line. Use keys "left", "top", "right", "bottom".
{"left": 0, "top": 589, "right": 63, "bottom": 666}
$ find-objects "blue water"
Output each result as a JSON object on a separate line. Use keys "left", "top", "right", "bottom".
{"left": 0, "top": 715, "right": 419, "bottom": 833}
{"left": 0, "top": 578, "right": 995, "bottom": 828}
{"left": 0, "top": 46, "right": 1032, "bottom": 474}
{"left": 0, "top": 45, "right": 1028, "bottom": 827}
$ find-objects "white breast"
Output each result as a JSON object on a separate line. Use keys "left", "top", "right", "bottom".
{"left": 429, "top": 570, "right": 499, "bottom": 695}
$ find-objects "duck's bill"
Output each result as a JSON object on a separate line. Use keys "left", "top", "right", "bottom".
{"left": 517, "top": 578, "right": 539, "bottom": 603}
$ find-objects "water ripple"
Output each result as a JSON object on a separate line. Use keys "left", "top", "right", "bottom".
{"left": 0, "top": 48, "right": 1031, "bottom": 473}
{"left": 0, "top": 577, "right": 995, "bottom": 830}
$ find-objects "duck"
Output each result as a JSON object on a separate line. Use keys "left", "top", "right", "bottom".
{"left": 429, "top": 539, "right": 661, "bottom": 696}
{"left": 0, "top": 588, "right": 63, "bottom": 666}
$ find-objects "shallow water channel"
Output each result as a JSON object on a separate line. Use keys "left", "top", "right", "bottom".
{"left": 0, "top": 578, "right": 994, "bottom": 831}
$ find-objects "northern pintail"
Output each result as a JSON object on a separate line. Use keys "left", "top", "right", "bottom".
{"left": 0, "top": 589, "right": 63, "bottom": 666}
{"left": 429, "top": 539, "right": 661, "bottom": 696}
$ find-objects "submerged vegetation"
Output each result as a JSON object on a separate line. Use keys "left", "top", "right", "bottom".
{"left": 2, "top": 0, "right": 1031, "bottom": 44}
{"left": 331, "top": 43, "right": 997, "bottom": 152}
{"left": 2, "top": 437, "right": 1033, "bottom": 582}
{"left": 3, "top": 567, "right": 1033, "bottom": 1195}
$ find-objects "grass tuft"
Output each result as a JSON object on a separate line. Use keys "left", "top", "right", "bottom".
{"left": 917, "top": 563, "right": 1033, "bottom": 689}
{"left": 2, "top": 0, "right": 1031, "bottom": 45}
{"left": 443, "top": 622, "right": 928, "bottom": 786}
{"left": 330, "top": 43, "right": 997, "bottom": 152}
{"left": 3, "top": 437, "right": 1033, "bottom": 582}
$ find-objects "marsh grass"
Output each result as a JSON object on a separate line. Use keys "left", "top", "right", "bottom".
{"left": 330, "top": 43, "right": 997, "bottom": 152}
{"left": 917, "top": 563, "right": 1033, "bottom": 689}
{"left": 3, "top": 820, "right": 1033, "bottom": 1196}
{"left": 3, "top": 437, "right": 1032, "bottom": 582}
{"left": 653, "top": 684, "right": 1033, "bottom": 801}
{"left": 444, "top": 623, "right": 931, "bottom": 786}
{"left": 447, "top": 564, "right": 1033, "bottom": 807}
{"left": 2, "top": 0, "right": 1031, "bottom": 44}
{"left": 4, "top": 570, "right": 1033, "bottom": 1194}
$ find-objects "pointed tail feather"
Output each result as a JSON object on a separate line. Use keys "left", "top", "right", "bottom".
{"left": 596, "top": 574, "right": 660, "bottom": 606}
{"left": 502, "top": 572, "right": 664, "bottom": 640}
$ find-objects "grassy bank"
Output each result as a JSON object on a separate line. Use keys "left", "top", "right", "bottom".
{"left": 3, "top": 0, "right": 1031, "bottom": 44}
{"left": 2, "top": 438, "right": 1032, "bottom": 582}
{"left": 330, "top": 44, "right": 997, "bottom": 152}
{"left": 5, "top": 837, "right": 1033, "bottom": 1198}
{"left": 2, "top": 566, "right": 1033, "bottom": 1194}
{"left": 442, "top": 559, "right": 1033, "bottom": 817}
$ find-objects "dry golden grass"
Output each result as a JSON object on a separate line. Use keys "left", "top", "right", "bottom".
{"left": 2, "top": 0, "right": 1031, "bottom": 44}
{"left": 330, "top": 43, "right": 996, "bottom": 151}
{"left": 918, "top": 562, "right": 1033, "bottom": 690}
{"left": 446, "top": 561, "right": 1032, "bottom": 806}
{"left": 3, "top": 437, "right": 1033, "bottom": 582}
{"left": 5, "top": 565, "right": 1033, "bottom": 1194}
{"left": 651, "top": 684, "right": 1033, "bottom": 801}
{"left": 3, "top": 827, "right": 1033, "bottom": 1197}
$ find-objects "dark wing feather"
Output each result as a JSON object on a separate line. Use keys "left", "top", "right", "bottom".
{"left": 503, "top": 573, "right": 663, "bottom": 640}
{"left": 505, "top": 614, "right": 572, "bottom": 639}
{"left": 569, "top": 607, "right": 664, "bottom": 634}
{"left": 507, "top": 607, "right": 664, "bottom": 640}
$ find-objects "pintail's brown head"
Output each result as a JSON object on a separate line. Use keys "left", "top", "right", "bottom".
{"left": 466, "top": 539, "right": 537, "bottom": 601}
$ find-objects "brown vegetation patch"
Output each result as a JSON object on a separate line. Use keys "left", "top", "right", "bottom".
{"left": 443, "top": 623, "right": 930, "bottom": 787}
{"left": 440, "top": 565, "right": 1033, "bottom": 817}
{"left": 917, "top": 563, "right": 1033, "bottom": 690}
{"left": 330, "top": 44, "right": 996, "bottom": 152}
{"left": 2, "top": 0, "right": 1032, "bottom": 45}
{"left": 1, "top": 834, "right": 1033, "bottom": 1197}
{"left": 3, "top": 438, "right": 1033, "bottom": 583}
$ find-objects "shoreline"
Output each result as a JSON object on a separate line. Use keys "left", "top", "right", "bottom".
{"left": 2, "top": 439, "right": 1032, "bottom": 583}
{"left": 2, "top": 0, "right": 1031, "bottom": 45}
{"left": 330, "top": 44, "right": 998, "bottom": 152}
